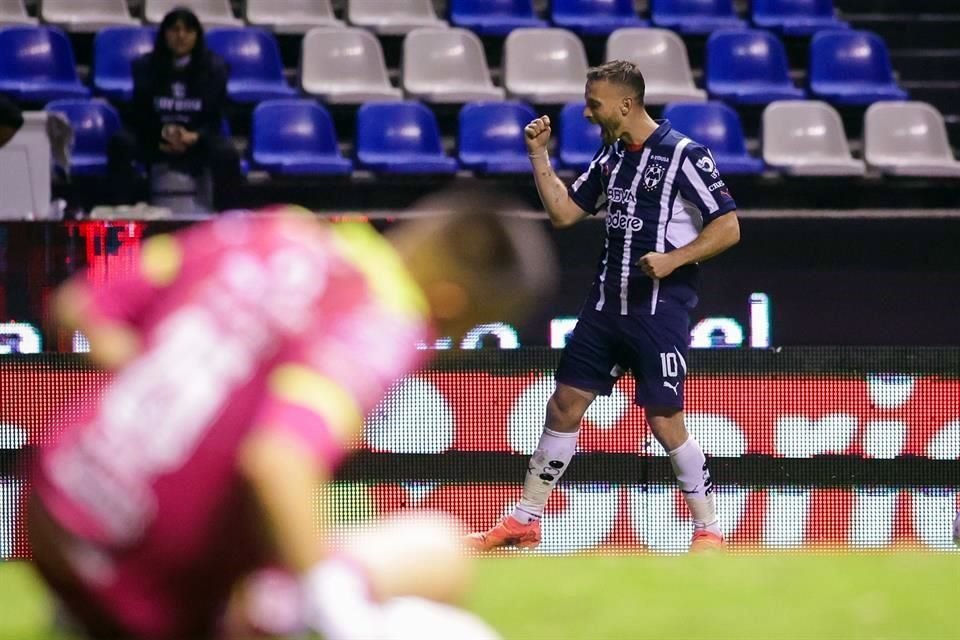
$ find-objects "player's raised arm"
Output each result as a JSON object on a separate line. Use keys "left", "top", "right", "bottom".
{"left": 526, "top": 116, "right": 589, "bottom": 228}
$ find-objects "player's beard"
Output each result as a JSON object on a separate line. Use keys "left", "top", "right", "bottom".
{"left": 597, "top": 117, "right": 622, "bottom": 145}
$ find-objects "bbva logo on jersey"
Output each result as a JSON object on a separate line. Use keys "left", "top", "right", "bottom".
{"left": 642, "top": 163, "right": 665, "bottom": 191}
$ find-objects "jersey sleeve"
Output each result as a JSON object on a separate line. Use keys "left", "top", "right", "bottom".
{"left": 252, "top": 355, "right": 364, "bottom": 473}
{"left": 567, "top": 146, "right": 611, "bottom": 215}
{"left": 84, "top": 233, "right": 184, "bottom": 326}
{"left": 676, "top": 143, "right": 737, "bottom": 225}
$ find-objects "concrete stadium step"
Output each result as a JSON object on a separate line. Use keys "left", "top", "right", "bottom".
{"left": 837, "top": 0, "right": 960, "bottom": 13}
{"left": 891, "top": 50, "right": 960, "bottom": 82}
{"left": 902, "top": 80, "right": 960, "bottom": 120}
{"left": 845, "top": 14, "right": 960, "bottom": 49}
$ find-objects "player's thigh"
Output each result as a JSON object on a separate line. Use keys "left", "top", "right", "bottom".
{"left": 555, "top": 308, "right": 623, "bottom": 398}
{"left": 619, "top": 308, "right": 690, "bottom": 409}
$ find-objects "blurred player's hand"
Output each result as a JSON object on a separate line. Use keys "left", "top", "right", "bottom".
{"left": 524, "top": 116, "right": 551, "bottom": 156}
{"left": 636, "top": 251, "right": 679, "bottom": 280}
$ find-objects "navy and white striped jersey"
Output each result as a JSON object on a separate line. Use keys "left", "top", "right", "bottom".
{"left": 568, "top": 120, "right": 737, "bottom": 316}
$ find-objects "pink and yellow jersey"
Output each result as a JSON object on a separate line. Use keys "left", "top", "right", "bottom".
{"left": 32, "top": 211, "right": 430, "bottom": 635}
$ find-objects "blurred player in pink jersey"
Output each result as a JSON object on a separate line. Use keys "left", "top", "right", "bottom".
{"left": 27, "top": 189, "right": 554, "bottom": 640}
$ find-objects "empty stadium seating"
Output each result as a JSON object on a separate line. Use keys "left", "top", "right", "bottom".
{"left": 808, "top": 30, "right": 908, "bottom": 105}
{"left": 558, "top": 102, "right": 601, "bottom": 171}
{"left": 0, "top": 0, "right": 952, "bottom": 196}
{"left": 762, "top": 100, "right": 866, "bottom": 175}
{"left": 662, "top": 101, "right": 765, "bottom": 174}
{"left": 504, "top": 28, "right": 588, "bottom": 104}
{"left": 348, "top": 0, "right": 447, "bottom": 35}
{"left": 0, "top": 0, "right": 36, "bottom": 25}
{"left": 606, "top": 28, "right": 706, "bottom": 104}
{"left": 355, "top": 102, "right": 458, "bottom": 174}
{"left": 0, "top": 26, "right": 89, "bottom": 103}
{"left": 449, "top": 0, "right": 547, "bottom": 36}
{"left": 245, "top": 0, "right": 342, "bottom": 34}
{"left": 458, "top": 101, "right": 535, "bottom": 174}
{"left": 402, "top": 27, "right": 504, "bottom": 103}
{"left": 551, "top": 0, "right": 647, "bottom": 36}
{"left": 144, "top": 0, "right": 242, "bottom": 27}
{"left": 706, "top": 29, "right": 805, "bottom": 104}
{"left": 45, "top": 98, "right": 121, "bottom": 176}
{"left": 751, "top": 0, "right": 848, "bottom": 36}
{"left": 300, "top": 27, "right": 402, "bottom": 103}
{"left": 40, "top": 0, "right": 138, "bottom": 32}
{"left": 206, "top": 28, "right": 296, "bottom": 103}
{"left": 864, "top": 101, "right": 960, "bottom": 177}
{"left": 93, "top": 26, "right": 156, "bottom": 101}
{"left": 251, "top": 99, "right": 352, "bottom": 175}
{"left": 651, "top": 0, "right": 746, "bottom": 35}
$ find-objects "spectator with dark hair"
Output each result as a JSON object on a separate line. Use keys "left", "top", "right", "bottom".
{"left": 107, "top": 7, "right": 242, "bottom": 210}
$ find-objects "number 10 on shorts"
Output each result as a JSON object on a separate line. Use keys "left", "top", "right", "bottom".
{"left": 660, "top": 352, "right": 680, "bottom": 378}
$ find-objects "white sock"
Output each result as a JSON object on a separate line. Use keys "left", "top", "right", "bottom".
{"left": 669, "top": 437, "right": 722, "bottom": 537}
{"left": 511, "top": 427, "right": 579, "bottom": 525}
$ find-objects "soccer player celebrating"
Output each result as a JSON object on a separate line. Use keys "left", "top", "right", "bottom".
{"left": 467, "top": 61, "right": 741, "bottom": 553}
{"left": 27, "top": 190, "right": 554, "bottom": 640}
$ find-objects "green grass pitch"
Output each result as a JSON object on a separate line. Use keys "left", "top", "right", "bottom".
{"left": 1, "top": 553, "right": 956, "bottom": 639}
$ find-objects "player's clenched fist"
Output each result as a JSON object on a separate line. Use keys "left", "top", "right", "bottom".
{"left": 524, "top": 116, "right": 551, "bottom": 155}
{"left": 637, "top": 251, "right": 680, "bottom": 280}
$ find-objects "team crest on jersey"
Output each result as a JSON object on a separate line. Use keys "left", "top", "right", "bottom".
{"left": 642, "top": 164, "right": 665, "bottom": 191}
{"left": 172, "top": 82, "right": 186, "bottom": 99}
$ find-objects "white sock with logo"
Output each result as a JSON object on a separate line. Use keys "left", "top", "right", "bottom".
{"left": 511, "top": 427, "right": 580, "bottom": 525}
{"left": 669, "top": 437, "right": 722, "bottom": 537}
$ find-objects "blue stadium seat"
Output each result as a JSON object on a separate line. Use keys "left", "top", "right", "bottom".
{"left": 558, "top": 102, "right": 601, "bottom": 171}
{"left": 551, "top": 0, "right": 647, "bottom": 36}
{"left": 662, "top": 102, "right": 765, "bottom": 175}
{"left": 45, "top": 99, "right": 121, "bottom": 176}
{"left": 0, "top": 26, "right": 89, "bottom": 102}
{"left": 458, "top": 101, "right": 536, "bottom": 174}
{"left": 809, "top": 30, "right": 907, "bottom": 105}
{"left": 449, "top": 0, "right": 547, "bottom": 36}
{"left": 706, "top": 29, "right": 804, "bottom": 104}
{"left": 356, "top": 102, "right": 459, "bottom": 174}
{"left": 752, "top": 0, "right": 848, "bottom": 36}
{"left": 251, "top": 99, "right": 352, "bottom": 176}
{"left": 93, "top": 26, "right": 156, "bottom": 101}
{"left": 650, "top": 0, "right": 746, "bottom": 34}
{"left": 206, "top": 28, "right": 296, "bottom": 103}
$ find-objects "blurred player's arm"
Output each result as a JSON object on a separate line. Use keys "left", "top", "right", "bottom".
{"left": 238, "top": 427, "right": 328, "bottom": 572}
{"left": 525, "top": 116, "right": 589, "bottom": 228}
{"left": 238, "top": 364, "right": 386, "bottom": 640}
{"left": 52, "top": 233, "right": 184, "bottom": 370}
{"left": 237, "top": 362, "right": 357, "bottom": 572}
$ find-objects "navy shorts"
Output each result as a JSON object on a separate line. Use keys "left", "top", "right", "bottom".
{"left": 555, "top": 304, "right": 690, "bottom": 408}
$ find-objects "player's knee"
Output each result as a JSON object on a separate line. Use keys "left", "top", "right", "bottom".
{"left": 545, "top": 390, "right": 589, "bottom": 431}
{"left": 646, "top": 407, "right": 688, "bottom": 450}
